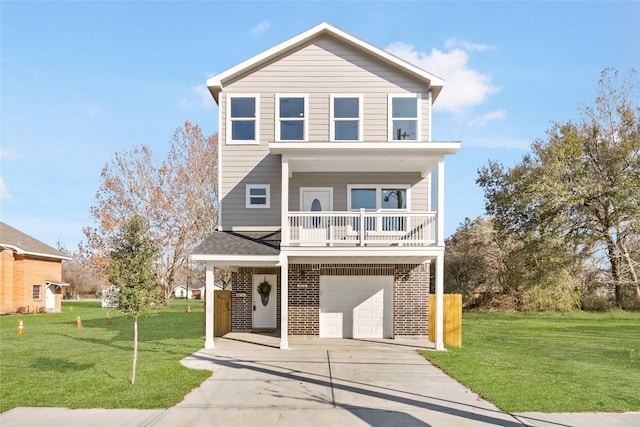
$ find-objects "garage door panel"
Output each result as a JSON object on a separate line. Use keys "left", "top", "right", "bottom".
{"left": 320, "top": 276, "right": 393, "bottom": 339}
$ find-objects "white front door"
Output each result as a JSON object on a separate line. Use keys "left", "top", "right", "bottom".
{"left": 253, "top": 274, "right": 277, "bottom": 328}
{"left": 320, "top": 275, "right": 394, "bottom": 339}
{"left": 300, "top": 187, "right": 333, "bottom": 244}
{"left": 45, "top": 284, "right": 56, "bottom": 311}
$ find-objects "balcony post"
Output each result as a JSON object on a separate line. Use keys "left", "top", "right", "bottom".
{"left": 204, "top": 262, "right": 215, "bottom": 349}
{"left": 281, "top": 156, "right": 289, "bottom": 246}
{"left": 359, "top": 208, "right": 365, "bottom": 246}
{"left": 436, "top": 159, "right": 445, "bottom": 246}
{"left": 279, "top": 253, "right": 289, "bottom": 349}
{"left": 435, "top": 253, "right": 444, "bottom": 350}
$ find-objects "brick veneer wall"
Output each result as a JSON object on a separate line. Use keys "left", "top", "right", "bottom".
{"left": 0, "top": 251, "right": 64, "bottom": 314}
{"left": 232, "top": 268, "right": 280, "bottom": 331}
{"left": 230, "top": 263, "right": 430, "bottom": 336}
{"left": 288, "top": 264, "right": 320, "bottom": 335}
{"left": 393, "top": 264, "right": 430, "bottom": 336}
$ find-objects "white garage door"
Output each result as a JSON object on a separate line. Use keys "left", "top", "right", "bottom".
{"left": 320, "top": 275, "right": 393, "bottom": 339}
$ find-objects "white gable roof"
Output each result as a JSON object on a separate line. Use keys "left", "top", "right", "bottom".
{"left": 207, "top": 22, "right": 444, "bottom": 103}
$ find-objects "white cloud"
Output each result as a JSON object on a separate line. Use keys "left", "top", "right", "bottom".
{"left": 386, "top": 41, "right": 500, "bottom": 114}
{"left": 444, "top": 38, "right": 492, "bottom": 52}
{"left": 468, "top": 109, "right": 507, "bottom": 127}
{"left": 0, "top": 176, "right": 10, "bottom": 200}
{"left": 250, "top": 20, "right": 270, "bottom": 36}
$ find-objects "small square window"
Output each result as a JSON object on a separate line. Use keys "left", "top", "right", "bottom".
{"left": 246, "top": 184, "right": 270, "bottom": 208}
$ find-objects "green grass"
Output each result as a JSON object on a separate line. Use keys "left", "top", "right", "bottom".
{"left": 420, "top": 311, "right": 640, "bottom": 413}
{"left": 0, "top": 300, "right": 211, "bottom": 413}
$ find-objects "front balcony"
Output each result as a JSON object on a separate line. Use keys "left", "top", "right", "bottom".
{"left": 285, "top": 210, "right": 437, "bottom": 247}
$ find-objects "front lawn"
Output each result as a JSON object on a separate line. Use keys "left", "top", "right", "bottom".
{"left": 0, "top": 300, "right": 210, "bottom": 413}
{"left": 421, "top": 311, "right": 640, "bottom": 413}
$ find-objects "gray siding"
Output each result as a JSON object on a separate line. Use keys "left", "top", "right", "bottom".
{"left": 220, "top": 36, "right": 434, "bottom": 230}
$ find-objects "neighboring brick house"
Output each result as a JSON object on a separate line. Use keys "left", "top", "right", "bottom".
{"left": 192, "top": 22, "right": 460, "bottom": 350}
{"left": 0, "top": 222, "right": 70, "bottom": 314}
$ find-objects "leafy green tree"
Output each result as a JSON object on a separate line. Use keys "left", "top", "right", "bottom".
{"left": 107, "top": 215, "right": 161, "bottom": 385}
{"left": 478, "top": 69, "right": 640, "bottom": 307}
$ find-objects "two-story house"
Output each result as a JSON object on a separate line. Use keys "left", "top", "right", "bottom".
{"left": 192, "top": 22, "right": 459, "bottom": 350}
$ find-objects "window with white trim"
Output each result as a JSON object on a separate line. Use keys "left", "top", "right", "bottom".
{"left": 246, "top": 184, "right": 270, "bottom": 208}
{"left": 228, "top": 95, "right": 259, "bottom": 143}
{"left": 389, "top": 94, "right": 419, "bottom": 141}
{"left": 331, "top": 95, "right": 362, "bottom": 141}
{"left": 348, "top": 185, "right": 409, "bottom": 231}
{"left": 276, "top": 95, "right": 307, "bottom": 141}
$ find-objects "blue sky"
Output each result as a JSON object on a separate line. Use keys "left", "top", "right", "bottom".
{"left": 2, "top": 1, "right": 639, "bottom": 249}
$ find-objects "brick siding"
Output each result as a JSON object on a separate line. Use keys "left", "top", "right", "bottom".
{"left": 230, "top": 263, "right": 430, "bottom": 337}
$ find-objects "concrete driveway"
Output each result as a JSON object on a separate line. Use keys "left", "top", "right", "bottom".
{"left": 153, "top": 333, "right": 521, "bottom": 426}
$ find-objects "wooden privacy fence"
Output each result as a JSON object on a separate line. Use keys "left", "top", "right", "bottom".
{"left": 428, "top": 294, "right": 462, "bottom": 347}
{"left": 214, "top": 290, "right": 231, "bottom": 337}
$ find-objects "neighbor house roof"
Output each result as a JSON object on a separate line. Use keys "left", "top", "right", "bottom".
{"left": 206, "top": 21, "right": 444, "bottom": 103}
{"left": 0, "top": 222, "right": 71, "bottom": 261}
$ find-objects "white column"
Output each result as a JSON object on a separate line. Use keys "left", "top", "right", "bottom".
{"left": 204, "top": 263, "right": 215, "bottom": 349}
{"left": 281, "top": 156, "right": 289, "bottom": 246}
{"left": 435, "top": 253, "right": 445, "bottom": 351}
{"left": 436, "top": 159, "right": 445, "bottom": 247}
{"left": 279, "top": 253, "right": 289, "bottom": 349}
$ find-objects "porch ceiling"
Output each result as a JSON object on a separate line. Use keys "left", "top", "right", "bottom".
{"left": 270, "top": 142, "right": 460, "bottom": 177}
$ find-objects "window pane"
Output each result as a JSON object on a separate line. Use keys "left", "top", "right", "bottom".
{"left": 250, "top": 187, "right": 267, "bottom": 196}
{"left": 334, "top": 98, "right": 359, "bottom": 118}
{"left": 392, "top": 97, "right": 417, "bottom": 118}
{"left": 280, "top": 121, "right": 304, "bottom": 140}
{"left": 335, "top": 121, "right": 358, "bottom": 140}
{"left": 231, "top": 97, "right": 255, "bottom": 118}
{"left": 381, "top": 189, "right": 407, "bottom": 209}
{"left": 351, "top": 189, "right": 376, "bottom": 209}
{"left": 250, "top": 197, "right": 266, "bottom": 205}
{"left": 232, "top": 121, "right": 255, "bottom": 140}
{"left": 392, "top": 120, "right": 416, "bottom": 140}
{"left": 280, "top": 98, "right": 304, "bottom": 118}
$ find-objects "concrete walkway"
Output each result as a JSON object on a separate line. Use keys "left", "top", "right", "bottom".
{"left": 2, "top": 333, "right": 639, "bottom": 426}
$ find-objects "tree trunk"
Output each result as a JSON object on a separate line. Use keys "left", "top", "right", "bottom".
{"left": 619, "top": 240, "right": 640, "bottom": 299}
{"left": 130, "top": 316, "right": 138, "bottom": 385}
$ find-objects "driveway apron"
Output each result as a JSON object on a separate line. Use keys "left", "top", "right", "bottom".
{"left": 152, "top": 333, "right": 521, "bottom": 426}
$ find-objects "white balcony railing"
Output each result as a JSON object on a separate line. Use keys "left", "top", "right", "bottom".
{"left": 286, "top": 210, "right": 437, "bottom": 247}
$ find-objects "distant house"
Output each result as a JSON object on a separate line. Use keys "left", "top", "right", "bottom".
{"left": 0, "top": 222, "right": 71, "bottom": 313}
{"left": 173, "top": 281, "right": 223, "bottom": 299}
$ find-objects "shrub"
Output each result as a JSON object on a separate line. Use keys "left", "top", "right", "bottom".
{"left": 16, "top": 307, "right": 27, "bottom": 314}
{"left": 521, "top": 271, "right": 581, "bottom": 312}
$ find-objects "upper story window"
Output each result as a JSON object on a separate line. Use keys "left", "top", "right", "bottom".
{"left": 276, "top": 95, "right": 307, "bottom": 141}
{"left": 389, "top": 94, "right": 420, "bottom": 141}
{"left": 228, "top": 95, "right": 259, "bottom": 144}
{"left": 349, "top": 185, "right": 409, "bottom": 211}
{"left": 348, "top": 185, "right": 409, "bottom": 231}
{"left": 246, "top": 184, "right": 270, "bottom": 208}
{"left": 331, "top": 95, "right": 362, "bottom": 141}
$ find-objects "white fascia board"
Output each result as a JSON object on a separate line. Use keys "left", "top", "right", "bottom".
{"left": 269, "top": 141, "right": 461, "bottom": 156}
{"left": 190, "top": 254, "right": 280, "bottom": 265}
{"left": 282, "top": 246, "right": 445, "bottom": 258}
{"left": 207, "top": 22, "right": 444, "bottom": 103}
{"left": 0, "top": 244, "right": 71, "bottom": 261}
